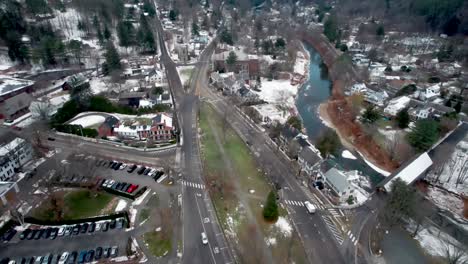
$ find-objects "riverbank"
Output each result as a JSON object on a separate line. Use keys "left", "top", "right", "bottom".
{"left": 300, "top": 30, "right": 398, "bottom": 173}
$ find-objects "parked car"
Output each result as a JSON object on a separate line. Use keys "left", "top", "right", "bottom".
{"left": 33, "top": 256, "right": 43, "bottom": 264}
{"left": 80, "top": 223, "right": 88, "bottom": 233}
{"left": 85, "top": 250, "right": 94, "bottom": 262}
{"left": 102, "top": 222, "right": 109, "bottom": 232}
{"left": 41, "top": 254, "right": 52, "bottom": 264}
{"left": 66, "top": 252, "right": 77, "bottom": 264}
{"left": 127, "top": 184, "right": 139, "bottom": 193}
{"left": 120, "top": 183, "right": 130, "bottom": 191}
{"left": 27, "top": 230, "right": 36, "bottom": 240}
{"left": 42, "top": 228, "right": 51, "bottom": 239}
{"left": 57, "top": 227, "right": 65, "bottom": 236}
{"left": 113, "top": 162, "right": 122, "bottom": 170}
{"left": 72, "top": 225, "right": 80, "bottom": 235}
{"left": 110, "top": 246, "right": 118, "bottom": 257}
{"left": 95, "top": 222, "right": 102, "bottom": 232}
{"left": 47, "top": 137, "right": 55, "bottom": 141}
{"left": 127, "top": 164, "right": 137, "bottom": 173}
{"left": 103, "top": 248, "right": 110, "bottom": 258}
{"left": 57, "top": 252, "right": 68, "bottom": 264}
{"left": 116, "top": 218, "right": 125, "bottom": 229}
{"left": 153, "top": 171, "right": 164, "bottom": 181}
{"left": 77, "top": 251, "right": 87, "bottom": 264}
{"left": 20, "top": 229, "right": 30, "bottom": 240}
{"left": 137, "top": 166, "right": 146, "bottom": 175}
{"left": 2, "top": 229, "right": 16, "bottom": 242}
{"left": 89, "top": 222, "right": 96, "bottom": 233}
{"left": 50, "top": 228, "right": 58, "bottom": 239}
{"left": 64, "top": 226, "right": 72, "bottom": 236}
{"left": 109, "top": 219, "right": 116, "bottom": 229}
{"left": 119, "top": 163, "right": 127, "bottom": 170}
{"left": 143, "top": 168, "right": 151, "bottom": 175}
{"left": 95, "top": 247, "right": 103, "bottom": 260}
{"left": 147, "top": 169, "right": 157, "bottom": 177}
{"left": 34, "top": 229, "right": 44, "bottom": 240}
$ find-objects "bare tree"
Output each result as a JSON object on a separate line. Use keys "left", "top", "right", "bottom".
{"left": 30, "top": 100, "right": 54, "bottom": 121}
{"left": 455, "top": 158, "right": 468, "bottom": 187}
{"left": 430, "top": 143, "right": 454, "bottom": 183}
{"left": 443, "top": 242, "right": 468, "bottom": 264}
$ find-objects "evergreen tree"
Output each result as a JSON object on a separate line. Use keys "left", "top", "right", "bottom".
{"left": 142, "top": 0, "right": 156, "bottom": 17}
{"left": 25, "top": 0, "right": 50, "bottom": 15}
{"left": 220, "top": 30, "right": 233, "bottom": 45}
{"left": 104, "top": 42, "right": 121, "bottom": 74}
{"left": 226, "top": 51, "right": 237, "bottom": 71}
{"left": 169, "top": 10, "right": 178, "bottom": 21}
{"left": 454, "top": 101, "right": 462, "bottom": 113}
{"left": 275, "top": 38, "right": 286, "bottom": 49}
{"left": 117, "top": 21, "right": 134, "bottom": 47}
{"left": 376, "top": 24, "right": 385, "bottom": 36}
{"left": 445, "top": 100, "right": 452, "bottom": 107}
{"left": 201, "top": 14, "right": 210, "bottom": 30}
{"left": 287, "top": 115, "right": 302, "bottom": 130}
{"left": 104, "top": 24, "right": 111, "bottom": 40}
{"left": 97, "top": 26, "right": 104, "bottom": 45}
{"left": 407, "top": 119, "right": 439, "bottom": 152}
{"left": 362, "top": 106, "right": 380, "bottom": 123}
{"left": 263, "top": 191, "right": 279, "bottom": 222}
{"left": 68, "top": 40, "right": 83, "bottom": 65}
{"left": 192, "top": 20, "right": 200, "bottom": 36}
{"left": 316, "top": 128, "right": 341, "bottom": 158}
{"left": 382, "top": 179, "right": 417, "bottom": 226}
{"left": 137, "top": 15, "right": 156, "bottom": 53}
{"left": 204, "top": 0, "right": 209, "bottom": 8}
{"left": 396, "top": 108, "right": 410, "bottom": 128}
{"left": 323, "top": 15, "right": 338, "bottom": 42}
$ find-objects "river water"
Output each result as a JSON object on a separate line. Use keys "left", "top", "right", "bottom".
{"left": 295, "top": 44, "right": 384, "bottom": 186}
{"left": 295, "top": 44, "right": 429, "bottom": 263}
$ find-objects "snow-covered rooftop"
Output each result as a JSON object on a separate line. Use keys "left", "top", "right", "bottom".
{"left": 0, "top": 137, "right": 25, "bottom": 157}
{"left": 0, "top": 76, "right": 34, "bottom": 97}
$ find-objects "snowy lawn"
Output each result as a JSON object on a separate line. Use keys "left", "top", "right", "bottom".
{"left": 294, "top": 51, "right": 309, "bottom": 76}
{"left": 255, "top": 78, "right": 299, "bottom": 109}
{"left": 69, "top": 115, "right": 105, "bottom": 128}
{"left": 427, "top": 187, "right": 465, "bottom": 219}
{"left": 115, "top": 199, "right": 128, "bottom": 212}
{"left": 342, "top": 150, "right": 357, "bottom": 160}
{"left": 357, "top": 151, "right": 391, "bottom": 177}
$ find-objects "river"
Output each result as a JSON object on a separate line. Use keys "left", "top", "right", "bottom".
{"left": 295, "top": 44, "right": 429, "bottom": 263}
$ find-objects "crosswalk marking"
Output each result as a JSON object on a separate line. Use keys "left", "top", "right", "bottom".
{"left": 327, "top": 208, "right": 343, "bottom": 217}
{"left": 181, "top": 180, "right": 205, "bottom": 189}
{"left": 284, "top": 200, "right": 304, "bottom": 207}
{"left": 323, "top": 216, "right": 344, "bottom": 245}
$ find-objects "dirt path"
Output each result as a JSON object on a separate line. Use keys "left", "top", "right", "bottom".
{"left": 205, "top": 115, "right": 275, "bottom": 264}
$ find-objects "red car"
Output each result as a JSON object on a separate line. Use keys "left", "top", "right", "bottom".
{"left": 127, "top": 184, "right": 139, "bottom": 193}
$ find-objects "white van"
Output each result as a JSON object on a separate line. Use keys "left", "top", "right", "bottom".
{"left": 304, "top": 201, "right": 316, "bottom": 214}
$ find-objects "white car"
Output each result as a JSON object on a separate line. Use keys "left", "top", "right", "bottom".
{"left": 58, "top": 252, "right": 69, "bottom": 264}
{"left": 201, "top": 232, "right": 208, "bottom": 245}
{"left": 119, "top": 163, "right": 127, "bottom": 170}
{"left": 57, "top": 226, "right": 65, "bottom": 236}
{"left": 95, "top": 222, "right": 102, "bottom": 231}
{"left": 148, "top": 168, "right": 157, "bottom": 177}
{"left": 304, "top": 201, "right": 316, "bottom": 214}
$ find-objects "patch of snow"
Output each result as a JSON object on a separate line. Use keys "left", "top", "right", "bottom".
{"left": 115, "top": 199, "right": 128, "bottom": 212}
{"left": 342, "top": 150, "right": 357, "bottom": 160}
{"left": 294, "top": 50, "right": 308, "bottom": 76}
{"left": 89, "top": 77, "right": 110, "bottom": 94}
{"left": 254, "top": 78, "right": 298, "bottom": 110}
{"left": 427, "top": 187, "right": 464, "bottom": 218}
{"left": 69, "top": 114, "right": 105, "bottom": 127}
{"left": 0, "top": 54, "right": 14, "bottom": 71}
{"left": 133, "top": 189, "right": 150, "bottom": 206}
{"left": 266, "top": 237, "right": 277, "bottom": 246}
{"left": 275, "top": 217, "right": 293, "bottom": 237}
{"left": 357, "top": 151, "right": 391, "bottom": 177}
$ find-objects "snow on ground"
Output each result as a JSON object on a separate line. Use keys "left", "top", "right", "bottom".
{"left": 427, "top": 186, "right": 465, "bottom": 218}
{"left": 70, "top": 115, "right": 105, "bottom": 127}
{"left": 49, "top": 93, "right": 70, "bottom": 106}
{"left": 0, "top": 54, "right": 14, "bottom": 71}
{"left": 357, "top": 151, "right": 391, "bottom": 177}
{"left": 274, "top": 217, "right": 293, "bottom": 237}
{"left": 133, "top": 189, "right": 150, "bottom": 206}
{"left": 115, "top": 199, "right": 128, "bottom": 212}
{"left": 89, "top": 77, "right": 110, "bottom": 94}
{"left": 294, "top": 51, "right": 308, "bottom": 76}
{"left": 255, "top": 78, "right": 299, "bottom": 109}
{"left": 176, "top": 66, "right": 194, "bottom": 85}
{"left": 342, "top": 150, "right": 357, "bottom": 160}
{"left": 428, "top": 136, "right": 468, "bottom": 195}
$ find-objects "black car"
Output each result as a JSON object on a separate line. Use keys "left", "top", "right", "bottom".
{"left": 119, "top": 183, "right": 129, "bottom": 191}
{"left": 114, "top": 182, "right": 122, "bottom": 190}
{"left": 107, "top": 161, "right": 114, "bottom": 168}
{"left": 80, "top": 223, "right": 88, "bottom": 233}
{"left": 67, "top": 251, "right": 77, "bottom": 264}
{"left": 47, "top": 137, "right": 55, "bottom": 141}
{"left": 34, "top": 229, "right": 44, "bottom": 240}
{"left": 102, "top": 247, "right": 110, "bottom": 258}
{"left": 153, "top": 171, "right": 164, "bottom": 181}
{"left": 137, "top": 166, "right": 146, "bottom": 175}
{"left": 2, "top": 229, "right": 16, "bottom": 242}
{"left": 26, "top": 229, "right": 36, "bottom": 240}
{"left": 72, "top": 225, "right": 80, "bottom": 235}
{"left": 77, "top": 251, "right": 87, "bottom": 264}
{"left": 42, "top": 228, "right": 52, "bottom": 239}
{"left": 143, "top": 168, "right": 151, "bottom": 175}
{"left": 111, "top": 182, "right": 119, "bottom": 189}
{"left": 109, "top": 219, "right": 116, "bottom": 229}
{"left": 95, "top": 247, "right": 103, "bottom": 260}
{"left": 102, "top": 222, "right": 109, "bottom": 232}
{"left": 127, "top": 164, "right": 137, "bottom": 173}
{"left": 50, "top": 228, "right": 58, "bottom": 239}
{"left": 20, "top": 229, "right": 31, "bottom": 240}
{"left": 114, "top": 162, "right": 123, "bottom": 170}
{"left": 116, "top": 218, "right": 125, "bottom": 229}
{"left": 101, "top": 161, "right": 108, "bottom": 167}
{"left": 85, "top": 250, "right": 94, "bottom": 262}
{"left": 89, "top": 222, "right": 96, "bottom": 233}
{"left": 0, "top": 258, "right": 10, "bottom": 264}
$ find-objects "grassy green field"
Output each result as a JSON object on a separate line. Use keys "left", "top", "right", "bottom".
{"left": 32, "top": 189, "right": 115, "bottom": 221}
{"left": 143, "top": 231, "right": 172, "bottom": 257}
{"left": 199, "top": 103, "right": 308, "bottom": 263}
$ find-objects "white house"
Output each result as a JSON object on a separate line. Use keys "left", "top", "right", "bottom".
{"left": 409, "top": 106, "right": 434, "bottom": 120}
{"left": 350, "top": 83, "right": 367, "bottom": 94}
{"left": 298, "top": 146, "right": 321, "bottom": 176}
{"left": 365, "top": 90, "right": 388, "bottom": 107}
{"left": 420, "top": 84, "right": 441, "bottom": 100}
{"left": 251, "top": 104, "right": 287, "bottom": 124}
{"left": 0, "top": 137, "right": 33, "bottom": 181}
{"left": 384, "top": 96, "right": 411, "bottom": 116}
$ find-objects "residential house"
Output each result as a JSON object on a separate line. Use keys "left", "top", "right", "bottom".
{"left": 98, "top": 116, "right": 120, "bottom": 138}
{"left": 237, "top": 86, "right": 259, "bottom": 103}
{"left": 278, "top": 125, "right": 300, "bottom": 151}
{"left": 114, "top": 113, "right": 175, "bottom": 142}
{"left": 62, "top": 73, "right": 89, "bottom": 92}
{"left": 212, "top": 48, "right": 260, "bottom": 79}
{"left": 349, "top": 83, "right": 367, "bottom": 94}
{"left": 298, "top": 146, "right": 321, "bottom": 176}
{"left": 322, "top": 168, "right": 354, "bottom": 197}
{"left": 364, "top": 90, "right": 388, "bottom": 107}
{"left": 0, "top": 76, "right": 35, "bottom": 120}
{"left": 0, "top": 134, "right": 33, "bottom": 181}
{"left": 420, "top": 84, "right": 441, "bottom": 101}
{"left": 118, "top": 92, "right": 148, "bottom": 108}
{"left": 384, "top": 96, "right": 411, "bottom": 116}
{"left": 251, "top": 104, "right": 288, "bottom": 124}
{"left": 409, "top": 106, "right": 434, "bottom": 120}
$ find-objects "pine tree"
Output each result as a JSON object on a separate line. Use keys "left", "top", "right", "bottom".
{"left": 454, "top": 101, "right": 462, "bottom": 113}
{"left": 407, "top": 119, "right": 439, "bottom": 151}
{"left": 192, "top": 20, "right": 200, "bottom": 36}
{"left": 117, "top": 21, "right": 134, "bottom": 47}
{"left": 263, "top": 191, "right": 279, "bottom": 222}
{"left": 104, "top": 24, "right": 111, "bottom": 40}
{"left": 226, "top": 51, "right": 237, "bottom": 71}
{"left": 396, "top": 108, "right": 410, "bottom": 128}
{"left": 104, "top": 42, "right": 121, "bottom": 74}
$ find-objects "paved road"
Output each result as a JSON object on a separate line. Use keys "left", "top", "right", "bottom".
{"left": 153, "top": 6, "right": 234, "bottom": 264}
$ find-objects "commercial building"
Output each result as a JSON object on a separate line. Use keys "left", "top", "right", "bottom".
{"left": 0, "top": 135, "right": 33, "bottom": 181}
{"left": 0, "top": 76, "right": 35, "bottom": 120}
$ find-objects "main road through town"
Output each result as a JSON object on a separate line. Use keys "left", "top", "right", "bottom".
{"left": 153, "top": 6, "right": 235, "bottom": 264}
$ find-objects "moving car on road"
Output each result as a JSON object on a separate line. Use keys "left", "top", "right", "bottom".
{"left": 304, "top": 201, "right": 316, "bottom": 214}
{"left": 201, "top": 232, "right": 208, "bottom": 245}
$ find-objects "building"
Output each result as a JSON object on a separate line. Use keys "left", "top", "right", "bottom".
{"left": 349, "top": 83, "right": 367, "bottom": 94}
{"left": 251, "top": 104, "right": 288, "bottom": 124}
{"left": 0, "top": 76, "right": 35, "bottom": 120}
{"left": 384, "top": 96, "right": 411, "bottom": 116}
{"left": 364, "top": 90, "right": 388, "bottom": 107}
{"left": 114, "top": 113, "right": 175, "bottom": 142}
{"left": 323, "top": 168, "right": 354, "bottom": 197}
{"left": 212, "top": 49, "right": 260, "bottom": 79}
{"left": 409, "top": 106, "right": 434, "bottom": 120}
{"left": 62, "top": 73, "right": 89, "bottom": 92}
{"left": 118, "top": 92, "right": 148, "bottom": 108}
{"left": 0, "top": 182, "right": 19, "bottom": 211}
{"left": 298, "top": 146, "right": 321, "bottom": 176}
{"left": 0, "top": 135, "right": 33, "bottom": 181}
